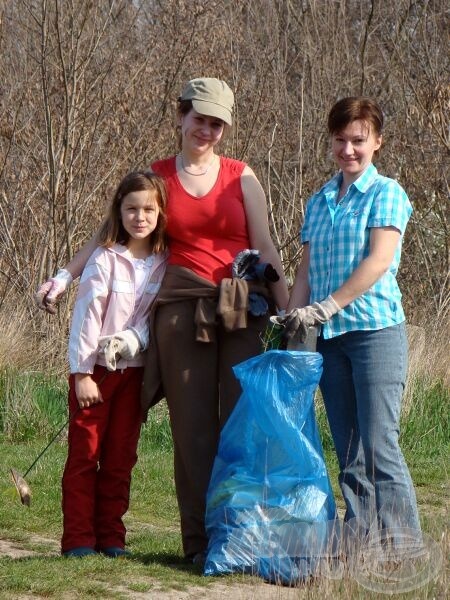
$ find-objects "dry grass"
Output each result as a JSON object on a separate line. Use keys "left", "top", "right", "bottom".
{"left": 403, "top": 321, "right": 449, "bottom": 415}
{"left": 0, "top": 297, "right": 68, "bottom": 376}
{"left": 1, "top": 291, "right": 448, "bottom": 383}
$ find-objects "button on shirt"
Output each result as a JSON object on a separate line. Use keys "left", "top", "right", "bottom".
{"left": 301, "top": 164, "right": 412, "bottom": 339}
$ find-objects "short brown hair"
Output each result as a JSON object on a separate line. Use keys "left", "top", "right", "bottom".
{"left": 98, "top": 171, "right": 168, "bottom": 254}
{"left": 328, "top": 97, "right": 384, "bottom": 136}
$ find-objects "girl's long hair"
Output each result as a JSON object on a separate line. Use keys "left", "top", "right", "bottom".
{"left": 98, "top": 171, "right": 168, "bottom": 254}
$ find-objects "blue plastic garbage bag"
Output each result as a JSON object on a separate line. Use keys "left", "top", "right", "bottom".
{"left": 204, "top": 350, "right": 339, "bottom": 584}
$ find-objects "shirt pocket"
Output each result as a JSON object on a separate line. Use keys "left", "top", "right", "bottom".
{"left": 112, "top": 279, "right": 133, "bottom": 294}
{"left": 337, "top": 205, "right": 371, "bottom": 230}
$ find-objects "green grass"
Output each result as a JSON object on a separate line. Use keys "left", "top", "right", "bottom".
{"left": 0, "top": 368, "right": 67, "bottom": 441}
{"left": 0, "top": 369, "right": 448, "bottom": 598}
{"left": 400, "top": 378, "right": 449, "bottom": 456}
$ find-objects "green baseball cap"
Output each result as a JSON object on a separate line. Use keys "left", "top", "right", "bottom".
{"left": 179, "top": 77, "right": 234, "bottom": 125}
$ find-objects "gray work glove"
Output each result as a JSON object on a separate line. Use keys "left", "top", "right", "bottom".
{"left": 35, "top": 269, "right": 73, "bottom": 314}
{"left": 271, "top": 295, "right": 341, "bottom": 343}
{"left": 98, "top": 329, "right": 141, "bottom": 372}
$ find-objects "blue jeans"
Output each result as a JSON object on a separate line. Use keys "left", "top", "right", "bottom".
{"left": 317, "top": 323, "right": 421, "bottom": 537}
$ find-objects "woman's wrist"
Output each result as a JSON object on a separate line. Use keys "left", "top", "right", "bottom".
{"left": 52, "top": 268, "right": 73, "bottom": 286}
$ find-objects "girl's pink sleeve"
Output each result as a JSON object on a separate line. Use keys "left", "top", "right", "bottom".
{"left": 68, "top": 250, "right": 110, "bottom": 373}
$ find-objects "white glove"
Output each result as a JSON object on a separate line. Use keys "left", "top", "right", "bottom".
{"left": 271, "top": 295, "right": 340, "bottom": 343}
{"left": 98, "top": 329, "right": 141, "bottom": 372}
{"left": 35, "top": 269, "right": 73, "bottom": 314}
{"left": 307, "top": 295, "right": 341, "bottom": 324}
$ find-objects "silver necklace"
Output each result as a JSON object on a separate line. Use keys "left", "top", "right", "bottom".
{"left": 179, "top": 153, "right": 216, "bottom": 176}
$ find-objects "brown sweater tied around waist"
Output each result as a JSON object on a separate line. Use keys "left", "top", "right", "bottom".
{"left": 141, "top": 265, "right": 271, "bottom": 416}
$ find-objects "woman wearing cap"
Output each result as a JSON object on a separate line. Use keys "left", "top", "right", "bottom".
{"left": 36, "top": 77, "right": 289, "bottom": 564}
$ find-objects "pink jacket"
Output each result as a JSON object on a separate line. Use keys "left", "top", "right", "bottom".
{"left": 69, "top": 244, "right": 167, "bottom": 374}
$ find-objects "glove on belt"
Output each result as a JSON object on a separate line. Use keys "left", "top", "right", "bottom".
{"left": 98, "top": 329, "right": 141, "bottom": 371}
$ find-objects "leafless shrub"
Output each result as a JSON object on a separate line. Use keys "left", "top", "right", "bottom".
{"left": 0, "top": 0, "right": 447, "bottom": 372}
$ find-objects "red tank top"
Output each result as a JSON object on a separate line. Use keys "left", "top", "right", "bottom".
{"left": 151, "top": 156, "right": 250, "bottom": 283}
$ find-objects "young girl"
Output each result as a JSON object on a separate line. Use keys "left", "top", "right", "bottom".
{"left": 61, "top": 171, "right": 168, "bottom": 558}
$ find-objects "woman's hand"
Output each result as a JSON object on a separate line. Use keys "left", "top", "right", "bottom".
{"left": 74, "top": 373, "right": 103, "bottom": 408}
{"left": 35, "top": 269, "right": 73, "bottom": 314}
{"left": 271, "top": 295, "right": 340, "bottom": 342}
{"left": 35, "top": 234, "right": 100, "bottom": 313}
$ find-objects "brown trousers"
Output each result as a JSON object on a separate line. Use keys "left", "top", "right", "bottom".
{"left": 154, "top": 298, "right": 268, "bottom": 558}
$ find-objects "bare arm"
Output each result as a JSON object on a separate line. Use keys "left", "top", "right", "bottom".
{"left": 64, "top": 234, "right": 100, "bottom": 280}
{"left": 241, "top": 166, "right": 289, "bottom": 311}
{"left": 287, "top": 243, "right": 311, "bottom": 310}
{"left": 289, "top": 227, "right": 400, "bottom": 311}
{"left": 331, "top": 226, "right": 401, "bottom": 308}
{"left": 276, "top": 226, "right": 402, "bottom": 340}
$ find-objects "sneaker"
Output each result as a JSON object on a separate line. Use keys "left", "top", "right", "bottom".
{"left": 100, "top": 546, "right": 131, "bottom": 558}
{"left": 63, "top": 547, "right": 97, "bottom": 558}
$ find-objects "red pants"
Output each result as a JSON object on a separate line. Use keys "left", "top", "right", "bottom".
{"left": 61, "top": 365, "right": 143, "bottom": 553}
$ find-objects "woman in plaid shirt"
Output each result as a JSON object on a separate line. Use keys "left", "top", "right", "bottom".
{"left": 282, "top": 97, "right": 421, "bottom": 554}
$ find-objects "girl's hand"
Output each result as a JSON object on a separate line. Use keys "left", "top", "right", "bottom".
{"left": 74, "top": 373, "right": 103, "bottom": 408}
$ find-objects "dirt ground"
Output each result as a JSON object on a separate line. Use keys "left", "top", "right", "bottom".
{"left": 0, "top": 535, "right": 309, "bottom": 599}
{"left": 2, "top": 525, "right": 447, "bottom": 599}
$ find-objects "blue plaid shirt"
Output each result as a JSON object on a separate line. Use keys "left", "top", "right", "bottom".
{"left": 301, "top": 164, "right": 412, "bottom": 339}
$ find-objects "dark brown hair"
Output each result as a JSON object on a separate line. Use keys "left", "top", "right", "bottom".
{"left": 177, "top": 98, "right": 194, "bottom": 117}
{"left": 98, "top": 171, "right": 168, "bottom": 253}
{"left": 328, "top": 97, "right": 384, "bottom": 136}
